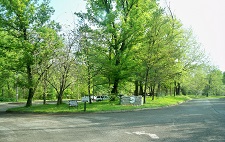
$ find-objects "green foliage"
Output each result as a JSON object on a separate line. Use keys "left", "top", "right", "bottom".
{"left": 223, "top": 72, "right": 225, "bottom": 85}
{"left": 183, "top": 65, "right": 225, "bottom": 96}
{"left": 73, "top": 0, "right": 225, "bottom": 101}
{"left": 0, "top": 96, "right": 16, "bottom": 102}
{"left": 0, "top": 0, "right": 63, "bottom": 106}
{"left": 76, "top": 0, "right": 161, "bottom": 95}
{"left": 205, "top": 68, "right": 224, "bottom": 96}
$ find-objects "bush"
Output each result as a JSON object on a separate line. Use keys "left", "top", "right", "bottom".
{"left": 109, "top": 94, "right": 118, "bottom": 101}
{"left": 0, "top": 96, "right": 16, "bottom": 102}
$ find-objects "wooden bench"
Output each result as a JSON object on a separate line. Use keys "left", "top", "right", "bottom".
{"left": 68, "top": 100, "right": 78, "bottom": 109}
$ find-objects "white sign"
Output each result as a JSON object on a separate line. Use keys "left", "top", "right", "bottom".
{"left": 130, "top": 97, "right": 135, "bottom": 103}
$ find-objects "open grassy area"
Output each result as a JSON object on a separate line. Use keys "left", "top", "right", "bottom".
{"left": 7, "top": 95, "right": 192, "bottom": 113}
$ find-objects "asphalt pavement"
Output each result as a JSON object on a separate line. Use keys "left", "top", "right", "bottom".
{"left": 0, "top": 98, "right": 225, "bottom": 142}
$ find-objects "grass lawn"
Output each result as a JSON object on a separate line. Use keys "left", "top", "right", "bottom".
{"left": 7, "top": 95, "right": 193, "bottom": 113}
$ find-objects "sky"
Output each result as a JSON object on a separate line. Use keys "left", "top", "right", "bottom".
{"left": 50, "top": 0, "right": 225, "bottom": 71}
{"left": 165, "top": 0, "right": 225, "bottom": 71}
{"left": 50, "top": 0, "right": 86, "bottom": 30}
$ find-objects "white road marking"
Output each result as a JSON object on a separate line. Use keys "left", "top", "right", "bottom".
{"left": 125, "top": 132, "right": 132, "bottom": 135}
{"left": 133, "top": 131, "right": 146, "bottom": 135}
{"left": 148, "top": 133, "right": 159, "bottom": 139}
{"left": 125, "top": 131, "right": 159, "bottom": 139}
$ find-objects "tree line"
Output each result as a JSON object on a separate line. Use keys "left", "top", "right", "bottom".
{"left": 0, "top": 0, "right": 224, "bottom": 107}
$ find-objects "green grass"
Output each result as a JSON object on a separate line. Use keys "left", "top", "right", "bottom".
{"left": 7, "top": 95, "right": 192, "bottom": 113}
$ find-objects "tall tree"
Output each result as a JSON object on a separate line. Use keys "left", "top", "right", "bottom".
{"left": 137, "top": 5, "right": 185, "bottom": 101}
{"left": 47, "top": 30, "right": 78, "bottom": 105}
{"left": 76, "top": 0, "right": 160, "bottom": 96}
{"left": 0, "top": 0, "right": 62, "bottom": 106}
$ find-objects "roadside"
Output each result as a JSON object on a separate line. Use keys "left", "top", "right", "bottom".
{"left": 2, "top": 96, "right": 191, "bottom": 113}
{"left": 1, "top": 95, "right": 225, "bottom": 114}
{"left": 0, "top": 100, "right": 56, "bottom": 112}
{"left": 0, "top": 102, "right": 25, "bottom": 112}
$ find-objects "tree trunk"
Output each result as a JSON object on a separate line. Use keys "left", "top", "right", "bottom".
{"left": 151, "top": 86, "right": 155, "bottom": 100}
{"left": 134, "top": 80, "right": 139, "bottom": 96}
{"left": 57, "top": 93, "right": 63, "bottom": 105}
{"left": 88, "top": 64, "right": 92, "bottom": 104}
{"left": 164, "top": 86, "right": 168, "bottom": 96}
{"left": 143, "top": 67, "right": 149, "bottom": 104}
{"left": 139, "top": 81, "right": 143, "bottom": 96}
{"left": 176, "top": 82, "right": 181, "bottom": 95}
{"left": 26, "top": 88, "right": 34, "bottom": 107}
{"left": 88, "top": 78, "right": 92, "bottom": 104}
{"left": 57, "top": 81, "right": 64, "bottom": 105}
{"left": 156, "top": 83, "right": 161, "bottom": 97}
{"left": 7, "top": 81, "right": 11, "bottom": 98}
{"left": 26, "top": 64, "right": 34, "bottom": 107}
{"left": 43, "top": 72, "right": 47, "bottom": 105}
{"left": 108, "top": 77, "right": 111, "bottom": 95}
{"left": 43, "top": 93, "right": 46, "bottom": 105}
{"left": 111, "top": 49, "right": 120, "bottom": 96}
{"left": 111, "top": 78, "right": 119, "bottom": 95}
{"left": 174, "top": 81, "right": 177, "bottom": 97}
{"left": 24, "top": 28, "right": 35, "bottom": 107}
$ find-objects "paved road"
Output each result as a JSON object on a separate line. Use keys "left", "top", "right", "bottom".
{"left": 0, "top": 98, "right": 225, "bottom": 142}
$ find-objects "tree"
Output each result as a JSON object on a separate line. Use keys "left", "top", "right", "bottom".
{"left": 204, "top": 68, "right": 224, "bottom": 96}
{"left": 182, "top": 66, "right": 207, "bottom": 95}
{"left": 75, "top": 0, "right": 154, "bottom": 96}
{"left": 47, "top": 30, "right": 78, "bottom": 105}
{"left": 136, "top": 5, "right": 186, "bottom": 101}
{"left": 0, "top": 0, "right": 62, "bottom": 106}
{"left": 77, "top": 24, "right": 94, "bottom": 103}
